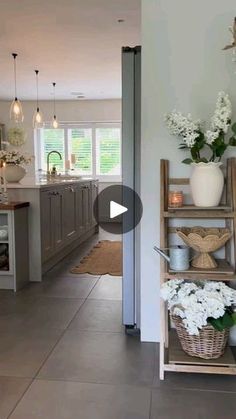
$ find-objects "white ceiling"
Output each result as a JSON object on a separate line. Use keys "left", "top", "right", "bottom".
{"left": 0, "top": 0, "right": 141, "bottom": 100}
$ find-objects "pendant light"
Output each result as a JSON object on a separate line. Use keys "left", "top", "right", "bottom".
{"left": 33, "top": 70, "right": 43, "bottom": 128}
{"left": 10, "top": 53, "right": 24, "bottom": 123}
{"left": 52, "top": 82, "right": 59, "bottom": 129}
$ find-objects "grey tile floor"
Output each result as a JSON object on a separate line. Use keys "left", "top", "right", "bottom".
{"left": 0, "top": 226, "right": 236, "bottom": 418}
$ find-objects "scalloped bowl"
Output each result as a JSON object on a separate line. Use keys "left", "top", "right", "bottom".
{"left": 176, "top": 227, "right": 231, "bottom": 269}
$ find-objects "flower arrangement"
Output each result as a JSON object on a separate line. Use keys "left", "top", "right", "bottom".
{"left": 0, "top": 150, "right": 33, "bottom": 166}
{"left": 161, "top": 279, "right": 236, "bottom": 335}
{"left": 165, "top": 92, "right": 236, "bottom": 164}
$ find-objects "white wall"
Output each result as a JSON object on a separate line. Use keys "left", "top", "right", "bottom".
{"left": 141, "top": 0, "right": 236, "bottom": 342}
{"left": 0, "top": 99, "right": 121, "bottom": 175}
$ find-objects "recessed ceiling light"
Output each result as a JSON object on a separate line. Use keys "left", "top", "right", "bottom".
{"left": 71, "top": 91, "right": 83, "bottom": 96}
{"left": 117, "top": 19, "right": 125, "bottom": 23}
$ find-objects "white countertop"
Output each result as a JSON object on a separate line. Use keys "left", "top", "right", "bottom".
{"left": 6, "top": 176, "right": 95, "bottom": 189}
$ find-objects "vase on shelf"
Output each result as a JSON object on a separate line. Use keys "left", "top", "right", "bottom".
{"left": 190, "top": 162, "right": 224, "bottom": 207}
{"left": 4, "top": 164, "right": 26, "bottom": 183}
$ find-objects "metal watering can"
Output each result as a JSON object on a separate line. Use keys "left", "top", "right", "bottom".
{"left": 154, "top": 245, "right": 190, "bottom": 271}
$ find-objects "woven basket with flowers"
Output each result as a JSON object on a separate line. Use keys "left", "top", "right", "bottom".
{"left": 161, "top": 279, "right": 236, "bottom": 359}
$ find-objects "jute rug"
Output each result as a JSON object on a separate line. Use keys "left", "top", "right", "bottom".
{"left": 70, "top": 240, "right": 122, "bottom": 276}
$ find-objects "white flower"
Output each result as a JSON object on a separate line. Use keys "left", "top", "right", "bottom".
{"left": 0, "top": 150, "right": 33, "bottom": 166}
{"left": 165, "top": 111, "right": 201, "bottom": 147}
{"left": 161, "top": 279, "right": 236, "bottom": 335}
{"left": 210, "top": 91, "right": 232, "bottom": 135}
{"left": 205, "top": 130, "right": 219, "bottom": 145}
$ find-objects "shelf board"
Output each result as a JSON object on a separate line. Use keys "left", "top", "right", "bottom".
{"left": 168, "top": 330, "right": 236, "bottom": 369}
{"left": 164, "top": 209, "right": 234, "bottom": 218}
{"left": 167, "top": 259, "right": 235, "bottom": 278}
{"left": 168, "top": 205, "right": 231, "bottom": 211}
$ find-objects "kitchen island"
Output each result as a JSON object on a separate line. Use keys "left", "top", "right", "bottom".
{"left": 7, "top": 177, "right": 98, "bottom": 282}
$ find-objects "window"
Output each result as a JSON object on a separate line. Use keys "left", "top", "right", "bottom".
{"left": 35, "top": 123, "right": 121, "bottom": 181}
{"left": 96, "top": 128, "right": 121, "bottom": 176}
{"left": 68, "top": 128, "right": 92, "bottom": 176}
{"left": 40, "top": 129, "right": 65, "bottom": 172}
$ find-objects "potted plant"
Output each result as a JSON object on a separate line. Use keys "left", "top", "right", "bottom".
{"left": 161, "top": 279, "right": 236, "bottom": 359}
{"left": 165, "top": 92, "right": 236, "bottom": 207}
{"left": 0, "top": 150, "right": 33, "bottom": 182}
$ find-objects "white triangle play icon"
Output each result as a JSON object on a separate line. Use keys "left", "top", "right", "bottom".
{"left": 110, "top": 201, "right": 128, "bottom": 219}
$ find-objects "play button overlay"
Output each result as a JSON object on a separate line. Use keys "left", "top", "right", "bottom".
{"left": 110, "top": 201, "right": 128, "bottom": 219}
{"left": 93, "top": 185, "right": 143, "bottom": 234}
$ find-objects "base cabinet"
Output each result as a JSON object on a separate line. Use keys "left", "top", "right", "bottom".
{"left": 53, "top": 190, "right": 64, "bottom": 251}
{"left": 91, "top": 181, "right": 98, "bottom": 227}
{"left": 64, "top": 185, "right": 77, "bottom": 241}
{"left": 0, "top": 205, "right": 29, "bottom": 291}
{"left": 41, "top": 180, "right": 98, "bottom": 264}
{"left": 41, "top": 190, "right": 53, "bottom": 262}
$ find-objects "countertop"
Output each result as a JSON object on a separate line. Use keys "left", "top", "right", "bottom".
{"left": 5, "top": 176, "right": 96, "bottom": 189}
{"left": 0, "top": 201, "right": 30, "bottom": 210}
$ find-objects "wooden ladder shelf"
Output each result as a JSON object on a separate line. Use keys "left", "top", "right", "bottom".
{"left": 159, "top": 158, "right": 236, "bottom": 380}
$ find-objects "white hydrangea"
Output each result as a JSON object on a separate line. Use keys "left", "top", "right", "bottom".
{"left": 165, "top": 111, "right": 201, "bottom": 147}
{"left": 161, "top": 280, "right": 236, "bottom": 335}
{"left": 160, "top": 279, "right": 183, "bottom": 308}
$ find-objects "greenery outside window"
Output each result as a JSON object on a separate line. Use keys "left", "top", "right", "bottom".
{"left": 35, "top": 122, "right": 121, "bottom": 181}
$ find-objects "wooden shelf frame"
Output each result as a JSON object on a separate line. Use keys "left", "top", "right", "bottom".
{"left": 159, "top": 158, "right": 236, "bottom": 380}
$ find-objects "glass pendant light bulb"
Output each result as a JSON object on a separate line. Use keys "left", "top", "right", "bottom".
{"left": 35, "top": 110, "right": 42, "bottom": 123}
{"left": 33, "top": 107, "right": 44, "bottom": 128}
{"left": 33, "top": 70, "right": 43, "bottom": 128}
{"left": 10, "top": 53, "right": 24, "bottom": 123}
{"left": 52, "top": 115, "right": 59, "bottom": 129}
{"left": 51, "top": 82, "right": 59, "bottom": 129}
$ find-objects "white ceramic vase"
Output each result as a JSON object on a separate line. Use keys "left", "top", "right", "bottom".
{"left": 5, "top": 164, "right": 26, "bottom": 183}
{"left": 190, "top": 162, "right": 224, "bottom": 207}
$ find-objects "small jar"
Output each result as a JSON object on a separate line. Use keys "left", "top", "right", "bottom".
{"left": 168, "top": 191, "right": 183, "bottom": 208}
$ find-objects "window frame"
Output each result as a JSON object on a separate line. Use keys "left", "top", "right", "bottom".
{"left": 35, "top": 121, "right": 122, "bottom": 182}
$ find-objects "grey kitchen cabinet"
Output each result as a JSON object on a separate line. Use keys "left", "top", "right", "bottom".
{"left": 41, "top": 180, "right": 99, "bottom": 266}
{"left": 53, "top": 189, "right": 64, "bottom": 251}
{"left": 41, "top": 189, "right": 53, "bottom": 262}
{"left": 63, "top": 185, "right": 77, "bottom": 241}
{"left": 75, "top": 183, "right": 84, "bottom": 237}
{"left": 8, "top": 180, "right": 98, "bottom": 282}
{"left": 81, "top": 183, "right": 90, "bottom": 232}
{"left": 41, "top": 188, "right": 64, "bottom": 261}
{"left": 91, "top": 181, "right": 98, "bottom": 228}
{"left": 75, "top": 181, "right": 98, "bottom": 236}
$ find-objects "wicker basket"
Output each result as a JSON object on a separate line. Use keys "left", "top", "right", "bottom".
{"left": 172, "top": 315, "right": 229, "bottom": 359}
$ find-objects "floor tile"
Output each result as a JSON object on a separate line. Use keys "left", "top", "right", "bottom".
{"left": 38, "top": 330, "right": 156, "bottom": 386}
{"left": 0, "top": 295, "right": 38, "bottom": 331}
{"left": 88, "top": 275, "right": 122, "bottom": 300}
{"left": 151, "top": 388, "right": 236, "bottom": 419}
{"left": 0, "top": 377, "right": 31, "bottom": 419}
{"left": 44, "top": 276, "right": 99, "bottom": 298}
{"left": 69, "top": 299, "right": 123, "bottom": 333}
{"left": 9, "top": 380, "right": 150, "bottom": 419}
{"left": 154, "top": 371, "right": 236, "bottom": 393}
{"left": 23, "top": 297, "right": 85, "bottom": 330}
{"left": 22, "top": 276, "right": 99, "bottom": 299}
{"left": 0, "top": 328, "right": 62, "bottom": 378}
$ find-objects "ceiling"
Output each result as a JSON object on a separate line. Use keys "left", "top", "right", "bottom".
{"left": 0, "top": 0, "right": 141, "bottom": 100}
